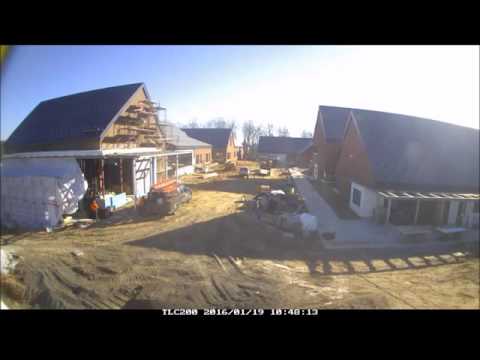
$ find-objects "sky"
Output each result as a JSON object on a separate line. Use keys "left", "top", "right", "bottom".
{"left": 1, "top": 45, "right": 479, "bottom": 142}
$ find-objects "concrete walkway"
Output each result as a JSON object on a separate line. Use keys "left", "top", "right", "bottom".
{"left": 289, "top": 168, "right": 480, "bottom": 250}
{"left": 289, "top": 168, "right": 339, "bottom": 233}
{"left": 289, "top": 168, "right": 410, "bottom": 249}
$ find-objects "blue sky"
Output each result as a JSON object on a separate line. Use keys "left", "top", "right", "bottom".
{"left": 1, "top": 45, "right": 478, "bottom": 141}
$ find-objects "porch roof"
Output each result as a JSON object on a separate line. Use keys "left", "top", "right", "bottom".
{"left": 378, "top": 190, "right": 479, "bottom": 201}
{"left": 2, "top": 148, "right": 193, "bottom": 160}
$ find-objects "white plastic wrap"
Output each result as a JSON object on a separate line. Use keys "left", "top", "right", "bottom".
{"left": 1, "top": 158, "right": 88, "bottom": 229}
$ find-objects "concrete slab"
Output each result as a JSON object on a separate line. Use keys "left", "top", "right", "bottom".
{"left": 289, "top": 168, "right": 480, "bottom": 251}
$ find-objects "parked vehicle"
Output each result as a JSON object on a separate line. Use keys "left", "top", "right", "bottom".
{"left": 239, "top": 167, "right": 250, "bottom": 178}
{"left": 259, "top": 160, "right": 272, "bottom": 176}
{"left": 139, "top": 183, "right": 192, "bottom": 216}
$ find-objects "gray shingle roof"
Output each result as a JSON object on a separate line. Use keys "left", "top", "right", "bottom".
{"left": 181, "top": 128, "right": 233, "bottom": 148}
{"left": 163, "top": 123, "right": 211, "bottom": 148}
{"left": 318, "top": 105, "right": 351, "bottom": 142}
{"left": 351, "top": 108, "right": 479, "bottom": 193}
{"left": 257, "top": 136, "right": 312, "bottom": 155}
{"left": 6, "top": 83, "right": 144, "bottom": 152}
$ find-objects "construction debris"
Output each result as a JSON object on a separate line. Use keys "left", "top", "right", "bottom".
{"left": 203, "top": 172, "right": 218, "bottom": 179}
{"left": 254, "top": 189, "right": 305, "bottom": 214}
{"left": 71, "top": 250, "right": 85, "bottom": 257}
{"left": 212, "top": 253, "right": 227, "bottom": 273}
{"left": 299, "top": 213, "right": 318, "bottom": 237}
{"left": 251, "top": 185, "right": 318, "bottom": 238}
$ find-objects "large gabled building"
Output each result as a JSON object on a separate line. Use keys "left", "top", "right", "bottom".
{"left": 334, "top": 108, "right": 479, "bottom": 227}
{"left": 4, "top": 83, "right": 190, "bottom": 198}
{"left": 312, "top": 105, "right": 350, "bottom": 180}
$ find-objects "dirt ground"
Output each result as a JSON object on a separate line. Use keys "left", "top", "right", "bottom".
{"left": 1, "top": 161, "right": 479, "bottom": 309}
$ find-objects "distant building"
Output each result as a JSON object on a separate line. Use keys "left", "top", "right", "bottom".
{"left": 163, "top": 122, "right": 212, "bottom": 173}
{"left": 257, "top": 136, "right": 312, "bottom": 167}
{"left": 182, "top": 128, "right": 237, "bottom": 163}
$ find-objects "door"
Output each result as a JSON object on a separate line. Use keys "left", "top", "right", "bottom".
{"left": 135, "top": 157, "right": 152, "bottom": 197}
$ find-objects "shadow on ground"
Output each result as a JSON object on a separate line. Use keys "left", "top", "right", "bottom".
{"left": 126, "top": 210, "right": 478, "bottom": 277}
{"left": 309, "top": 179, "right": 359, "bottom": 220}
{"left": 187, "top": 177, "right": 289, "bottom": 196}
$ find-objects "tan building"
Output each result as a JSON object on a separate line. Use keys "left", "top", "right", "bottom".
{"left": 182, "top": 128, "right": 237, "bottom": 163}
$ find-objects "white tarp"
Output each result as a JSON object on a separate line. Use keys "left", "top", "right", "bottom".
{"left": 1, "top": 158, "right": 88, "bottom": 229}
{"left": 1, "top": 248, "right": 17, "bottom": 275}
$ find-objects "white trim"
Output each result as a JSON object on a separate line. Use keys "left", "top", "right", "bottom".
{"left": 3, "top": 148, "right": 193, "bottom": 159}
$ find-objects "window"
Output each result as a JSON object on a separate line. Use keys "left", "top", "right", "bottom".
{"left": 352, "top": 188, "right": 361, "bottom": 207}
{"left": 474, "top": 201, "right": 479, "bottom": 213}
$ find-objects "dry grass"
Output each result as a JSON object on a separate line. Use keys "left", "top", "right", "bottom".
{"left": 1, "top": 274, "right": 26, "bottom": 304}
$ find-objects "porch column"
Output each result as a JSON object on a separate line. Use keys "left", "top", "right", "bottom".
{"left": 119, "top": 159, "right": 124, "bottom": 193}
{"left": 385, "top": 198, "right": 392, "bottom": 224}
{"left": 99, "top": 159, "right": 105, "bottom": 196}
{"left": 165, "top": 156, "right": 168, "bottom": 180}
{"left": 414, "top": 199, "right": 420, "bottom": 225}
{"left": 176, "top": 154, "right": 179, "bottom": 182}
{"left": 132, "top": 158, "right": 137, "bottom": 209}
{"left": 438, "top": 201, "right": 446, "bottom": 225}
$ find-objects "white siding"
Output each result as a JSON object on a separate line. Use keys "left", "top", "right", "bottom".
{"left": 349, "top": 182, "right": 379, "bottom": 218}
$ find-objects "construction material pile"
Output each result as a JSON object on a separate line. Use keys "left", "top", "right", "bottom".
{"left": 252, "top": 185, "right": 318, "bottom": 238}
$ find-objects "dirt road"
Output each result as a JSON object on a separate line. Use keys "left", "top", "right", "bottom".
{"left": 1, "top": 162, "right": 479, "bottom": 309}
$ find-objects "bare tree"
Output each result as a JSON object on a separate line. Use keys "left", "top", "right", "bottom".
{"left": 277, "top": 126, "right": 290, "bottom": 137}
{"left": 301, "top": 130, "right": 313, "bottom": 138}
{"left": 186, "top": 118, "right": 199, "bottom": 128}
{"left": 265, "top": 123, "right": 275, "bottom": 136}
{"left": 206, "top": 117, "right": 229, "bottom": 128}
{"left": 242, "top": 120, "right": 263, "bottom": 159}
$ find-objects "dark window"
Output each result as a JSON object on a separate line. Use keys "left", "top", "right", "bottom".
{"left": 352, "top": 188, "right": 361, "bottom": 207}
{"left": 474, "top": 201, "right": 479, "bottom": 213}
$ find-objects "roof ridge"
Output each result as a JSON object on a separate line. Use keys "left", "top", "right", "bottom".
{"left": 40, "top": 82, "right": 144, "bottom": 103}
{"left": 351, "top": 107, "right": 478, "bottom": 130}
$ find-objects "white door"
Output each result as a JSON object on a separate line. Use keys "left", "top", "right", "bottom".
{"left": 135, "top": 158, "right": 152, "bottom": 197}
